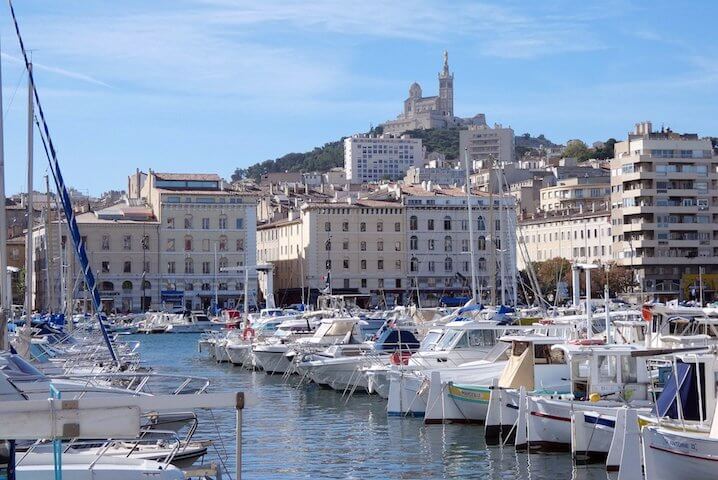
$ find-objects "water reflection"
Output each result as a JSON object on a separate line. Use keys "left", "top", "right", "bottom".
{"left": 132, "top": 335, "right": 613, "bottom": 479}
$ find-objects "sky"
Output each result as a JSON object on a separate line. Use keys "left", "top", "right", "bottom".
{"left": 1, "top": 0, "right": 717, "bottom": 195}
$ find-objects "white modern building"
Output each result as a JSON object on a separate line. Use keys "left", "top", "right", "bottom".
{"left": 460, "top": 123, "right": 515, "bottom": 170}
{"left": 344, "top": 134, "right": 423, "bottom": 183}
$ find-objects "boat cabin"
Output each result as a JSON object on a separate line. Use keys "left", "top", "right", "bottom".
{"left": 552, "top": 343, "right": 650, "bottom": 401}
{"left": 497, "top": 335, "right": 569, "bottom": 392}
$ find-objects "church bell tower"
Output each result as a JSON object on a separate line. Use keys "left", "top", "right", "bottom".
{"left": 438, "top": 50, "right": 454, "bottom": 119}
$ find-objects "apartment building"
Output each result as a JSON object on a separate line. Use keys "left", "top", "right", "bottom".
{"left": 33, "top": 171, "right": 258, "bottom": 313}
{"left": 459, "top": 123, "right": 515, "bottom": 170}
{"left": 344, "top": 134, "right": 423, "bottom": 183}
{"left": 517, "top": 209, "right": 612, "bottom": 269}
{"left": 611, "top": 122, "right": 718, "bottom": 299}
{"left": 539, "top": 176, "right": 610, "bottom": 212}
{"left": 257, "top": 182, "right": 518, "bottom": 307}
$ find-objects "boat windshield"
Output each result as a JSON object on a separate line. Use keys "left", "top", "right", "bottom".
{"left": 433, "top": 329, "right": 465, "bottom": 351}
{"left": 420, "top": 331, "right": 443, "bottom": 351}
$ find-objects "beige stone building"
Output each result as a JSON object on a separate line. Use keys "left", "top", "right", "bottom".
{"left": 344, "top": 134, "right": 423, "bottom": 183}
{"left": 257, "top": 183, "right": 518, "bottom": 307}
{"left": 459, "top": 123, "right": 515, "bottom": 170}
{"left": 610, "top": 122, "right": 718, "bottom": 300}
{"left": 33, "top": 171, "right": 258, "bottom": 313}
{"left": 539, "top": 176, "right": 610, "bottom": 212}
{"left": 517, "top": 209, "right": 612, "bottom": 269}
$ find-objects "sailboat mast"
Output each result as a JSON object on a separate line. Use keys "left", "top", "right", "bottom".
{"left": 487, "top": 157, "right": 496, "bottom": 305}
{"left": 497, "top": 165, "right": 507, "bottom": 306}
{"left": 44, "top": 174, "right": 51, "bottom": 312}
{"left": 23, "top": 62, "right": 34, "bottom": 325}
{"left": 463, "top": 148, "right": 478, "bottom": 303}
{"left": 0, "top": 36, "right": 8, "bottom": 348}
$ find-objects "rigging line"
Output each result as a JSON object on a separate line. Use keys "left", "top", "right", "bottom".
{"left": 3, "top": 68, "right": 25, "bottom": 120}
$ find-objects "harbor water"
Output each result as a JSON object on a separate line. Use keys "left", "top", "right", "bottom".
{"left": 133, "top": 333, "right": 612, "bottom": 479}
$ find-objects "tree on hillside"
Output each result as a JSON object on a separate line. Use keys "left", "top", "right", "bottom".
{"left": 562, "top": 140, "right": 590, "bottom": 160}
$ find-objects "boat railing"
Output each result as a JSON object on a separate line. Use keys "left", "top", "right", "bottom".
{"left": 47, "top": 372, "right": 212, "bottom": 396}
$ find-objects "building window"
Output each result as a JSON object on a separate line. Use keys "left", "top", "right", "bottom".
{"left": 342, "top": 221, "right": 349, "bottom": 232}
{"left": 410, "top": 257, "right": 418, "bottom": 272}
{"left": 428, "top": 219, "right": 434, "bottom": 230}
{"left": 236, "top": 218, "right": 244, "bottom": 229}
{"left": 101, "top": 235, "right": 110, "bottom": 251}
{"left": 219, "top": 215, "right": 227, "bottom": 230}
{"left": 462, "top": 239, "right": 469, "bottom": 252}
{"left": 202, "top": 218, "right": 210, "bottom": 229}
{"left": 428, "top": 261, "right": 435, "bottom": 272}
{"left": 184, "top": 258, "right": 194, "bottom": 274}
{"left": 378, "top": 259, "right": 384, "bottom": 270}
{"left": 343, "top": 239, "right": 349, "bottom": 250}
{"left": 395, "top": 279, "right": 401, "bottom": 288}
{"left": 361, "top": 279, "right": 367, "bottom": 288}
{"left": 184, "top": 215, "right": 193, "bottom": 229}
{"left": 377, "top": 222, "right": 383, "bottom": 232}
{"left": 167, "top": 261, "right": 176, "bottom": 274}
{"left": 325, "top": 239, "right": 332, "bottom": 251}
{"left": 101, "top": 261, "right": 110, "bottom": 273}
{"left": 477, "top": 216, "right": 485, "bottom": 230}
{"left": 444, "top": 236, "right": 452, "bottom": 252}
{"left": 201, "top": 239, "right": 209, "bottom": 251}
{"left": 143, "top": 260, "right": 150, "bottom": 273}
{"left": 122, "top": 280, "right": 133, "bottom": 292}
{"left": 343, "top": 259, "right": 349, "bottom": 269}
{"left": 361, "top": 259, "right": 367, "bottom": 270}
{"left": 394, "top": 222, "right": 401, "bottom": 232}
{"left": 444, "top": 216, "right": 452, "bottom": 230}
{"left": 236, "top": 238, "right": 244, "bottom": 251}
{"left": 185, "top": 283, "right": 194, "bottom": 291}
{"left": 428, "top": 239, "right": 435, "bottom": 250}
{"left": 410, "top": 236, "right": 418, "bottom": 250}
{"left": 326, "top": 260, "right": 332, "bottom": 270}
{"left": 141, "top": 235, "right": 150, "bottom": 250}
{"left": 343, "top": 279, "right": 350, "bottom": 289}
{"left": 395, "top": 241, "right": 401, "bottom": 251}
{"left": 410, "top": 215, "right": 418, "bottom": 230}
{"left": 360, "top": 241, "right": 366, "bottom": 251}
{"left": 123, "top": 261, "right": 132, "bottom": 273}
{"left": 184, "top": 236, "right": 193, "bottom": 251}
{"left": 378, "top": 278, "right": 384, "bottom": 289}
{"left": 444, "top": 257, "right": 453, "bottom": 272}
{"left": 167, "top": 238, "right": 175, "bottom": 252}
{"left": 201, "top": 283, "right": 211, "bottom": 291}
{"left": 395, "top": 260, "right": 401, "bottom": 270}
{"left": 219, "top": 257, "right": 228, "bottom": 271}
{"left": 360, "top": 222, "right": 366, "bottom": 232}
{"left": 478, "top": 236, "right": 486, "bottom": 250}
{"left": 377, "top": 240, "right": 384, "bottom": 251}
{"left": 167, "top": 217, "right": 174, "bottom": 229}
{"left": 325, "top": 222, "right": 331, "bottom": 232}
{"left": 478, "top": 258, "right": 486, "bottom": 271}
{"left": 202, "top": 261, "right": 211, "bottom": 274}
{"left": 123, "top": 235, "right": 131, "bottom": 250}
{"left": 461, "top": 220, "right": 468, "bottom": 231}
{"left": 219, "top": 235, "right": 228, "bottom": 252}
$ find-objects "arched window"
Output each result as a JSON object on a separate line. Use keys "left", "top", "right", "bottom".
{"left": 409, "top": 215, "right": 418, "bottom": 230}
{"left": 121, "top": 280, "right": 133, "bottom": 291}
{"left": 410, "top": 236, "right": 418, "bottom": 250}
{"left": 184, "top": 258, "right": 194, "bottom": 274}
{"left": 410, "top": 257, "right": 419, "bottom": 272}
{"left": 477, "top": 215, "right": 486, "bottom": 230}
{"left": 142, "top": 280, "right": 151, "bottom": 290}
{"left": 478, "top": 236, "right": 486, "bottom": 250}
{"left": 377, "top": 221, "right": 383, "bottom": 232}
{"left": 444, "top": 257, "right": 453, "bottom": 272}
{"left": 444, "top": 216, "right": 452, "bottom": 230}
{"left": 444, "top": 235, "right": 452, "bottom": 252}
{"left": 100, "top": 281, "right": 114, "bottom": 291}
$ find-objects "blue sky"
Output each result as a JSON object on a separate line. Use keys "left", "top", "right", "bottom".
{"left": 1, "top": 0, "right": 717, "bottom": 195}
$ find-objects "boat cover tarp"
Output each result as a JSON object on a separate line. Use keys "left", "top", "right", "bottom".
{"left": 655, "top": 362, "right": 700, "bottom": 420}
{"left": 375, "top": 329, "right": 420, "bottom": 352}
{"left": 498, "top": 345, "right": 534, "bottom": 390}
{"left": 440, "top": 296, "right": 470, "bottom": 307}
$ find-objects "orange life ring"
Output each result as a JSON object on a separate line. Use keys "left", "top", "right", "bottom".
{"left": 642, "top": 306, "right": 652, "bottom": 322}
{"left": 389, "top": 351, "right": 412, "bottom": 365}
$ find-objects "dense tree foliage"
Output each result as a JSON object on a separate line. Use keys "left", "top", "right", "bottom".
{"left": 561, "top": 138, "right": 617, "bottom": 162}
{"left": 521, "top": 258, "right": 636, "bottom": 304}
{"left": 402, "top": 128, "right": 462, "bottom": 160}
{"left": 231, "top": 141, "right": 344, "bottom": 182}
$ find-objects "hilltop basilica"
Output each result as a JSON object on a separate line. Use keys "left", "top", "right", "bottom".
{"left": 381, "top": 51, "right": 486, "bottom": 135}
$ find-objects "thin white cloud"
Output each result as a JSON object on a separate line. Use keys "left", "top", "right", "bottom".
{"left": 0, "top": 51, "right": 111, "bottom": 87}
